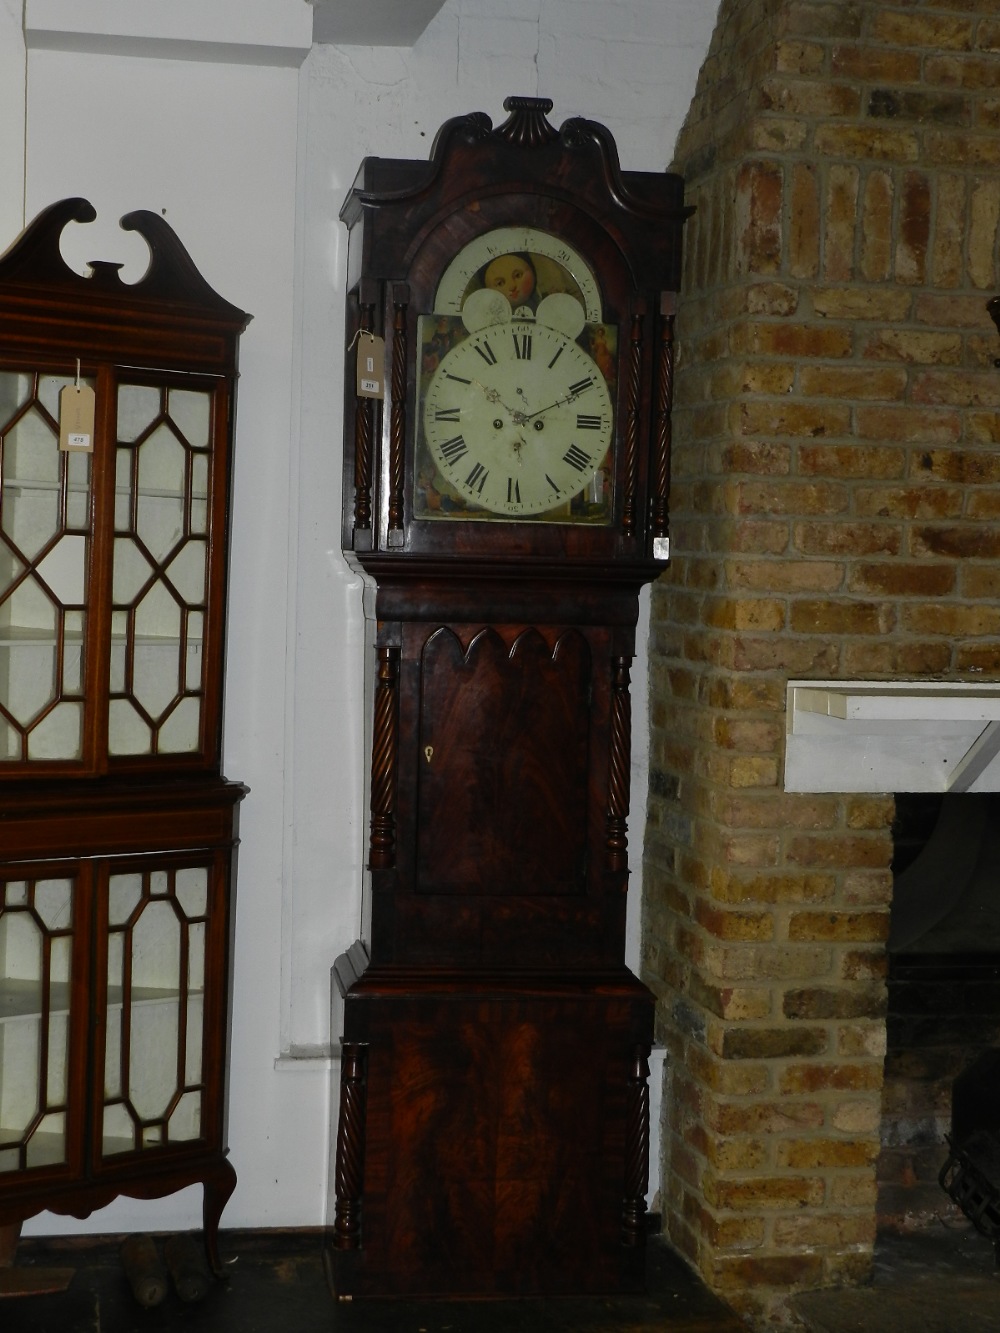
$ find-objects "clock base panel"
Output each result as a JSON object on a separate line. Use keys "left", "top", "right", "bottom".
{"left": 330, "top": 962, "right": 653, "bottom": 1299}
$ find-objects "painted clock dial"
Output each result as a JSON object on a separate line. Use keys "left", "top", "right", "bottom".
{"left": 420, "top": 319, "right": 613, "bottom": 518}
{"left": 414, "top": 225, "right": 617, "bottom": 524}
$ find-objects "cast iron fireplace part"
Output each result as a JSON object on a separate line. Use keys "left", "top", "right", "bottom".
{"left": 940, "top": 1050, "right": 1000, "bottom": 1264}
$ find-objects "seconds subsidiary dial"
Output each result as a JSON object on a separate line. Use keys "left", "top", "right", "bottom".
{"left": 421, "top": 320, "right": 613, "bottom": 518}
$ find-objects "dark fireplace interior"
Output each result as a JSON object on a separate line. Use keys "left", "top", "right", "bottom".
{"left": 880, "top": 793, "right": 1000, "bottom": 1235}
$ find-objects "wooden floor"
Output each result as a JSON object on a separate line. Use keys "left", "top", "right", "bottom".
{"left": 4, "top": 1224, "right": 999, "bottom": 1332}
{"left": 2, "top": 1230, "right": 743, "bottom": 1333}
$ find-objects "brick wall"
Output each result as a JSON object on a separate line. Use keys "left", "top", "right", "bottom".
{"left": 646, "top": 0, "right": 1000, "bottom": 1322}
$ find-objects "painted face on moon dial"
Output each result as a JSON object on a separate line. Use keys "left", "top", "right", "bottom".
{"left": 422, "top": 320, "right": 613, "bottom": 517}
{"left": 433, "top": 226, "right": 602, "bottom": 324}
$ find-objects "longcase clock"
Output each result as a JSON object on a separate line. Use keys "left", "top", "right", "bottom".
{"left": 0, "top": 199, "right": 249, "bottom": 1285}
{"left": 330, "top": 97, "right": 689, "bottom": 1298}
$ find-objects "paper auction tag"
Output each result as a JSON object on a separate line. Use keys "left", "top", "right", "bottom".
{"left": 59, "top": 383, "right": 96, "bottom": 451}
{"left": 356, "top": 333, "right": 385, "bottom": 399}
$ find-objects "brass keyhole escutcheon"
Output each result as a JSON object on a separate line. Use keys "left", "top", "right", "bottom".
{"left": 424, "top": 745, "right": 434, "bottom": 764}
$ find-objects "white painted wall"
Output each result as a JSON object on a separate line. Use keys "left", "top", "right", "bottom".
{"left": 0, "top": 1, "right": 26, "bottom": 245}
{"left": 0, "top": 0, "right": 718, "bottom": 1238}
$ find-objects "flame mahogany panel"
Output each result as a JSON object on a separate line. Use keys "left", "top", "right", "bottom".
{"left": 415, "top": 626, "right": 591, "bottom": 896}
{"left": 333, "top": 965, "right": 652, "bottom": 1298}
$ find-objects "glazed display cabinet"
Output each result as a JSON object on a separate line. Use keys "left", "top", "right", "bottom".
{"left": 0, "top": 199, "right": 250, "bottom": 1276}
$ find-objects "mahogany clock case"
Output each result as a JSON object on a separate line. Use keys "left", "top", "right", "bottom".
{"left": 331, "top": 99, "right": 687, "bottom": 1300}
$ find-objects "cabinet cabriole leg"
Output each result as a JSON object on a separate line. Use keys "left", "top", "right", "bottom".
{"left": 202, "top": 1159, "right": 237, "bottom": 1277}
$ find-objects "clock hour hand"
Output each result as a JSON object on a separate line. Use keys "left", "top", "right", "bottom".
{"left": 471, "top": 378, "right": 519, "bottom": 417}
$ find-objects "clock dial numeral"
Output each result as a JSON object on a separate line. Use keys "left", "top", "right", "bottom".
{"left": 513, "top": 332, "right": 533, "bottom": 361}
{"left": 439, "top": 435, "right": 468, "bottom": 463}
{"left": 475, "top": 340, "right": 498, "bottom": 366}
{"left": 563, "top": 444, "right": 592, "bottom": 473}
{"left": 435, "top": 407, "right": 461, "bottom": 422}
{"left": 466, "top": 461, "right": 489, "bottom": 494}
{"left": 547, "top": 345, "right": 565, "bottom": 369}
{"left": 576, "top": 414, "right": 602, "bottom": 430}
{"left": 568, "top": 376, "right": 594, "bottom": 398}
{"left": 545, "top": 474, "right": 561, "bottom": 493}
{"left": 445, "top": 371, "right": 471, "bottom": 385}
{"left": 507, "top": 477, "right": 521, "bottom": 505}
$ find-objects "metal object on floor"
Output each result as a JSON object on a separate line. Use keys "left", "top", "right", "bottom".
{"left": 164, "top": 1233, "right": 215, "bottom": 1302}
{"left": 940, "top": 1131, "right": 1000, "bottom": 1262}
{"left": 120, "top": 1235, "right": 169, "bottom": 1308}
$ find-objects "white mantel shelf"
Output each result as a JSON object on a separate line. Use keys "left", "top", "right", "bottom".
{"left": 785, "top": 680, "right": 1000, "bottom": 794}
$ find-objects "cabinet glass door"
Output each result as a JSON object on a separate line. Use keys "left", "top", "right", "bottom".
{"left": 101, "top": 861, "right": 209, "bottom": 1157}
{"left": 0, "top": 371, "right": 92, "bottom": 763}
{"left": 110, "top": 382, "right": 213, "bottom": 757}
{"left": 0, "top": 872, "right": 75, "bottom": 1173}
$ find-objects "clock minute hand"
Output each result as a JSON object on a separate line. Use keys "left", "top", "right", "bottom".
{"left": 523, "top": 394, "right": 572, "bottom": 423}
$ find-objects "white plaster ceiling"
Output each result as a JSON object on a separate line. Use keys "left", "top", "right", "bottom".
{"left": 310, "top": 0, "right": 446, "bottom": 46}
{"left": 22, "top": 0, "right": 446, "bottom": 64}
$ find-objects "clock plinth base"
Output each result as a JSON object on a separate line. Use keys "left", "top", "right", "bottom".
{"left": 330, "top": 953, "right": 653, "bottom": 1300}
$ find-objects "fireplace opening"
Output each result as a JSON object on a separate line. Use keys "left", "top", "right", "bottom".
{"left": 879, "top": 792, "right": 1000, "bottom": 1237}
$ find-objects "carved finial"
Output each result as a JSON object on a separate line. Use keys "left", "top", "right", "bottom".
{"left": 496, "top": 96, "right": 559, "bottom": 148}
{"left": 456, "top": 110, "right": 493, "bottom": 143}
{"left": 86, "top": 261, "right": 125, "bottom": 290}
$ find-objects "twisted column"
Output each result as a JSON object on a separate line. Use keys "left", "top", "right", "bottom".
{"left": 332, "top": 1043, "right": 369, "bottom": 1250}
{"left": 352, "top": 301, "right": 376, "bottom": 532}
{"left": 369, "top": 645, "right": 400, "bottom": 869}
{"left": 621, "top": 310, "right": 644, "bottom": 538}
{"left": 622, "top": 1044, "right": 651, "bottom": 1248}
{"left": 388, "top": 287, "right": 408, "bottom": 535}
{"left": 606, "top": 654, "right": 631, "bottom": 875}
{"left": 652, "top": 292, "right": 676, "bottom": 540}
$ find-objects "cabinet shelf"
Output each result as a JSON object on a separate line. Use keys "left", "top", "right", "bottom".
{"left": 0, "top": 1128, "right": 64, "bottom": 1169}
{"left": 0, "top": 627, "right": 83, "bottom": 647}
{"left": 3, "top": 478, "right": 207, "bottom": 501}
{"left": 0, "top": 977, "right": 202, "bottom": 1022}
{"left": 0, "top": 978, "right": 67, "bottom": 1020}
{"left": 0, "top": 629, "right": 203, "bottom": 647}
